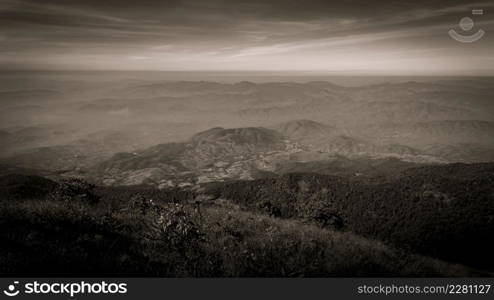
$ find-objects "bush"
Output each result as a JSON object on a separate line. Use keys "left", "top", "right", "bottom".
{"left": 0, "top": 172, "right": 485, "bottom": 277}
{"left": 0, "top": 174, "right": 57, "bottom": 201}
{"left": 50, "top": 178, "right": 100, "bottom": 204}
{"left": 206, "top": 167, "right": 494, "bottom": 271}
{"left": 142, "top": 203, "right": 209, "bottom": 276}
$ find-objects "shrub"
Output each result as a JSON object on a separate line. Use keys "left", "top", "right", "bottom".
{"left": 50, "top": 178, "right": 100, "bottom": 204}
{"left": 140, "top": 202, "right": 209, "bottom": 276}
{"left": 0, "top": 174, "right": 57, "bottom": 201}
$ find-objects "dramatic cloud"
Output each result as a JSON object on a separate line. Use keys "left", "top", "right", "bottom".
{"left": 0, "top": 0, "right": 493, "bottom": 74}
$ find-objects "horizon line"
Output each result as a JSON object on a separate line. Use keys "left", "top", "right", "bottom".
{"left": 1, "top": 69, "right": 494, "bottom": 77}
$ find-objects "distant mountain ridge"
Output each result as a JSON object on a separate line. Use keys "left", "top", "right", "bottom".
{"left": 2, "top": 79, "right": 494, "bottom": 182}
{"left": 91, "top": 123, "right": 442, "bottom": 187}
{"left": 273, "top": 119, "right": 335, "bottom": 140}
{"left": 93, "top": 127, "right": 294, "bottom": 186}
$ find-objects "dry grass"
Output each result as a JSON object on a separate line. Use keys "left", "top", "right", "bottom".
{"left": 0, "top": 195, "right": 478, "bottom": 277}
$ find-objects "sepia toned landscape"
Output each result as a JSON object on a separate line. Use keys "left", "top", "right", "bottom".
{"left": 1, "top": 0, "right": 493, "bottom": 277}
{"left": 1, "top": 72, "right": 493, "bottom": 276}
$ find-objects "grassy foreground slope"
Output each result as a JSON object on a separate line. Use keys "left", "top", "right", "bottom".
{"left": 0, "top": 176, "right": 477, "bottom": 277}
{"left": 207, "top": 163, "right": 494, "bottom": 271}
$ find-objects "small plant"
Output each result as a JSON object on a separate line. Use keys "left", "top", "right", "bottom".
{"left": 130, "top": 193, "right": 157, "bottom": 215}
{"left": 154, "top": 203, "right": 206, "bottom": 249}
{"left": 296, "top": 196, "right": 343, "bottom": 230}
{"left": 50, "top": 178, "right": 100, "bottom": 204}
{"left": 142, "top": 203, "right": 208, "bottom": 276}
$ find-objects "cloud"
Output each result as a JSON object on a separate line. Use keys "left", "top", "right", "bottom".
{"left": 128, "top": 56, "right": 151, "bottom": 60}
{"left": 0, "top": 0, "right": 492, "bottom": 73}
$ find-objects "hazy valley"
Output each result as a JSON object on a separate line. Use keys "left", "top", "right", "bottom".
{"left": 1, "top": 72, "right": 494, "bottom": 276}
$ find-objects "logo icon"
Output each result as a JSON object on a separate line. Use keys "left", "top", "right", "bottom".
{"left": 3, "top": 282, "right": 20, "bottom": 297}
{"left": 449, "top": 9, "right": 485, "bottom": 43}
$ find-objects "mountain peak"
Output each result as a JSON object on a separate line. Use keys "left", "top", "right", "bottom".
{"left": 191, "top": 127, "right": 284, "bottom": 146}
{"left": 274, "top": 119, "right": 333, "bottom": 139}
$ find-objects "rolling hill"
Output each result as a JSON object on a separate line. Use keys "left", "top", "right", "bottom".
{"left": 205, "top": 163, "right": 494, "bottom": 271}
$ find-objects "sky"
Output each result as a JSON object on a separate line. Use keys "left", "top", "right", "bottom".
{"left": 0, "top": 0, "right": 493, "bottom": 74}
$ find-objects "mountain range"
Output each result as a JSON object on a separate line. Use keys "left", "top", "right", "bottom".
{"left": 1, "top": 79, "right": 494, "bottom": 186}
